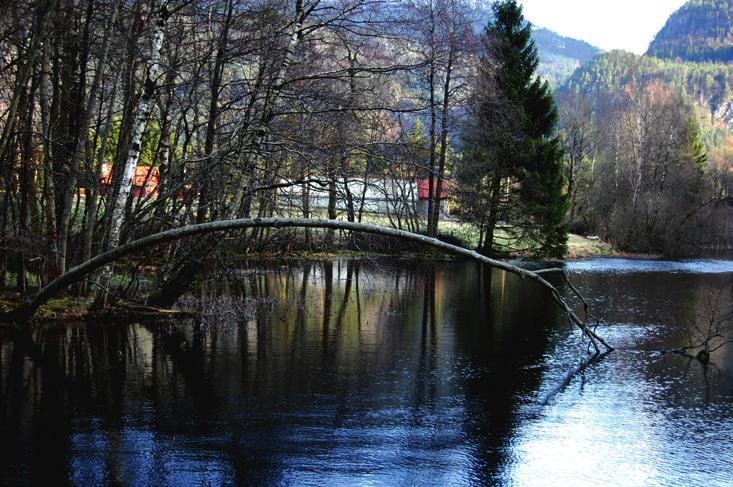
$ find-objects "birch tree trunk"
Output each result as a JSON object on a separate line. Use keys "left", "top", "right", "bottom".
{"left": 152, "top": 64, "right": 177, "bottom": 223}
{"left": 632, "top": 111, "right": 645, "bottom": 211}
{"left": 95, "top": 0, "right": 169, "bottom": 307}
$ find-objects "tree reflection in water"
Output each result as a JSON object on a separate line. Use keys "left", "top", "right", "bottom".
{"left": 1, "top": 258, "right": 731, "bottom": 485}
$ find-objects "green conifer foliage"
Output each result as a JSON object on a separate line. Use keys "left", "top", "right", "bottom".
{"left": 457, "top": 0, "right": 568, "bottom": 257}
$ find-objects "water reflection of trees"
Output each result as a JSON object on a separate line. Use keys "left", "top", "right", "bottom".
{"left": 0, "top": 258, "right": 572, "bottom": 484}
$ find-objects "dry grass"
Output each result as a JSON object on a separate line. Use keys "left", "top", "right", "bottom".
{"left": 565, "top": 234, "right": 615, "bottom": 259}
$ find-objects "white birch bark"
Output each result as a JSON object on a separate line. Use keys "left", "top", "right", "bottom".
{"left": 632, "top": 111, "right": 645, "bottom": 211}
{"left": 95, "top": 0, "right": 169, "bottom": 304}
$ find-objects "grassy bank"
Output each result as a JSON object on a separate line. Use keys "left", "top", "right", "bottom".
{"left": 565, "top": 234, "right": 615, "bottom": 259}
{"left": 0, "top": 293, "right": 90, "bottom": 321}
{"left": 312, "top": 210, "right": 616, "bottom": 259}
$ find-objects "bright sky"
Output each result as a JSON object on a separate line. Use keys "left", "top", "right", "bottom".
{"left": 519, "top": 0, "right": 689, "bottom": 54}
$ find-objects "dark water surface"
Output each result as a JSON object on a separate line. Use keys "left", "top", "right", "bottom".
{"left": 1, "top": 258, "right": 732, "bottom": 486}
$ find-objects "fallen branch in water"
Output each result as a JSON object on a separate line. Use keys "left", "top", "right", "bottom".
{"left": 536, "top": 267, "right": 606, "bottom": 353}
{"left": 660, "top": 285, "right": 732, "bottom": 364}
{"left": 95, "top": 302, "right": 198, "bottom": 321}
{"left": 0, "top": 218, "right": 613, "bottom": 353}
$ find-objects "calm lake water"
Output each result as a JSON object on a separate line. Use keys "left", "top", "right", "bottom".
{"left": 1, "top": 257, "right": 732, "bottom": 486}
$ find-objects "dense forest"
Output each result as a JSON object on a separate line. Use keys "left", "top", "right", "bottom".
{"left": 0, "top": 0, "right": 730, "bottom": 313}
{"left": 0, "top": 0, "right": 572, "bottom": 310}
{"left": 647, "top": 0, "right": 732, "bottom": 63}
{"left": 555, "top": 0, "right": 732, "bottom": 255}
{"left": 557, "top": 80, "right": 725, "bottom": 256}
{"left": 562, "top": 50, "right": 733, "bottom": 133}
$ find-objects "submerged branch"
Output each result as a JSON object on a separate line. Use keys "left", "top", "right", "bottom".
{"left": 540, "top": 351, "right": 611, "bottom": 407}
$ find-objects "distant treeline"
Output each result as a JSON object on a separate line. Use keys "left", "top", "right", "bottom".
{"left": 562, "top": 50, "right": 733, "bottom": 132}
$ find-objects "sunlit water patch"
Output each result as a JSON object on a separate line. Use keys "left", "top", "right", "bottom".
{"left": 566, "top": 258, "right": 733, "bottom": 275}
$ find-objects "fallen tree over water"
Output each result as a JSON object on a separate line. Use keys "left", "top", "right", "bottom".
{"left": 0, "top": 218, "right": 613, "bottom": 353}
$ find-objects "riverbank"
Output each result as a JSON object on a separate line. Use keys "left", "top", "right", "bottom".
{"left": 0, "top": 294, "right": 90, "bottom": 321}
{"left": 0, "top": 229, "right": 623, "bottom": 323}
{"left": 218, "top": 231, "right": 618, "bottom": 261}
{"left": 565, "top": 234, "right": 616, "bottom": 259}
{"left": 417, "top": 220, "right": 619, "bottom": 260}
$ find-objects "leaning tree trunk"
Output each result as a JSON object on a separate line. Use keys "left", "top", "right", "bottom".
{"left": 1, "top": 218, "right": 612, "bottom": 356}
{"left": 39, "top": 36, "right": 58, "bottom": 281}
{"left": 80, "top": 71, "right": 121, "bottom": 295}
{"left": 94, "top": 0, "right": 169, "bottom": 307}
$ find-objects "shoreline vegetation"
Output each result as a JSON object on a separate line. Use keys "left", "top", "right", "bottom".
{"left": 4, "top": 217, "right": 729, "bottom": 325}
{"left": 0, "top": 231, "right": 676, "bottom": 324}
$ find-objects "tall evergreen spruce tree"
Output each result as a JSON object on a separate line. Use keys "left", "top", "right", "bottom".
{"left": 456, "top": 0, "right": 568, "bottom": 257}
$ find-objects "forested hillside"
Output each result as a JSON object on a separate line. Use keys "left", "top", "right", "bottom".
{"left": 557, "top": 49, "right": 731, "bottom": 254}
{"left": 557, "top": 78, "right": 722, "bottom": 256}
{"left": 532, "top": 28, "right": 602, "bottom": 86}
{"left": 562, "top": 50, "right": 733, "bottom": 133}
{"left": 647, "top": 0, "right": 732, "bottom": 63}
{"left": 554, "top": 0, "right": 732, "bottom": 255}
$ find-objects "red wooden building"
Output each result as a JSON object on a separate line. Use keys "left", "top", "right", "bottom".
{"left": 101, "top": 164, "right": 159, "bottom": 199}
{"left": 416, "top": 178, "right": 450, "bottom": 200}
{"left": 416, "top": 178, "right": 451, "bottom": 218}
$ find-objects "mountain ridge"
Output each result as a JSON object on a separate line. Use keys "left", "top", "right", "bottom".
{"left": 532, "top": 27, "right": 602, "bottom": 86}
{"left": 647, "top": 0, "right": 732, "bottom": 63}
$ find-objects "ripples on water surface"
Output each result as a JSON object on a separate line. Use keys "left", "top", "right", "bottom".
{"left": 566, "top": 258, "right": 733, "bottom": 274}
{"left": 1, "top": 258, "right": 731, "bottom": 486}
